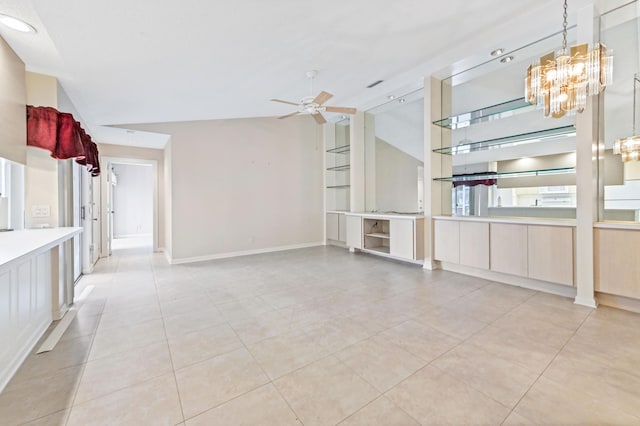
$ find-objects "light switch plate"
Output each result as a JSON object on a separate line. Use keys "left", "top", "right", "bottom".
{"left": 32, "top": 205, "right": 51, "bottom": 217}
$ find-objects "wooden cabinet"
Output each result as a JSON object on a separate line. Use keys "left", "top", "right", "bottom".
{"left": 390, "top": 219, "right": 414, "bottom": 260}
{"left": 326, "top": 212, "right": 348, "bottom": 243}
{"left": 326, "top": 213, "right": 339, "bottom": 241}
{"left": 490, "top": 223, "right": 528, "bottom": 276}
{"left": 527, "top": 225, "right": 574, "bottom": 286}
{"left": 460, "top": 222, "right": 489, "bottom": 269}
{"left": 346, "top": 214, "right": 423, "bottom": 262}
{"left": 595, "top": 228, "right": 640, "bottom": 299}
{"left": 434, "top": 220, "right": 460, "bottom": 264}
{"left": 346, "top": 215, "right": 363, "bottom": 249}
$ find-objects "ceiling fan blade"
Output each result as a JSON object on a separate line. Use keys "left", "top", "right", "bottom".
{"left": 324, "top": 106, "right": 357, "bottom": 115}
{"left": 278, "top": 111, "right": 301, "bottom": 119}
{"left": 312, "top": 112, "right": 327, "bottom": 125}
{"left": 271, "top": 98, "right": 300, "bottom": 106}
{"left": 313, "top": 91, "right": 333, "bottom": 106}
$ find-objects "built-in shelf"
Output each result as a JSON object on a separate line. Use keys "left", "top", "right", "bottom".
{"left": 327, "top": 164, "right": 350, "bottom": 171}
{"left": 366, "top": 246, "right": 391, "bottom": 254}
{"left": 433, "top": 97, "right": 534, "bottom": 129}
{"left": 433, "top": 167, "right": 575, "bottom": 183}
{"left": 326, "top": 145, "right": 351, "bottom": 154}
{"left": 326, "top": 185, "right": 351, "bottom": 189}
{"left": 432, "top": 126, "right": 576, "bottom": 155}
{"left": 365, "top": 232, "right": 390, "bottom": 239}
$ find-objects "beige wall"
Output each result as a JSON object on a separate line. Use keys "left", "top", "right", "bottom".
{"left": 97, "top": 143, "right": 166, "bottom": 250}
{"left": 127, "top": 115, "right": 323, "bottom": 261}
{"left": 25, "top": 73, "right": 59, "bottom": 228}
{"left": 0, "top": 36, "right": 26, "bottom": 165}
{"left": 375, "top": 138, "right": 423, "bottom": 213}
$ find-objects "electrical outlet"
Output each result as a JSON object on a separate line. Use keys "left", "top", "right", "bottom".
{"left": 32, "top": 205, "right": 51, "bottom": 218}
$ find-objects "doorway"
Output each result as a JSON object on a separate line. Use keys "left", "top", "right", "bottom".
{"left": 100, "top": 157, "right": 159, "bottom": 256}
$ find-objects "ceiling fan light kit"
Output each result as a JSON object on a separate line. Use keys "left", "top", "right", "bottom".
{"left": 270, "top": 71, "right": 357, "bottom": 125}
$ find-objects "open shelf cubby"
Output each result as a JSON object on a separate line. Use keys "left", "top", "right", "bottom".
{"left": 363, "top": 218, "right": 390, "bottom": 252}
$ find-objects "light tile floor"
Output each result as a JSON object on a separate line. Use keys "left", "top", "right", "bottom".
{"left": 2, "top": 245, "right": 640, "bottom": 425}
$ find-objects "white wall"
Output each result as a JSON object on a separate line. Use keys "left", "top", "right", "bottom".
{"left": 375, "top": 138, "right": 422, "bottom": 213}
{"left": 126, "top": 115, "right": 323, "bottom": 262}
{"left": 112, "top": 163, "right": 153, "bottom": 237}
{"left": 0, "top": 36, "right": 26, "bottom": 166}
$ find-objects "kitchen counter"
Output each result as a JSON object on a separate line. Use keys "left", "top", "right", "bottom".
{"left": 0, "top": 227, "right": 82, "bottom": 272}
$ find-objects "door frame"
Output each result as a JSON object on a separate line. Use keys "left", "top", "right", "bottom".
{"left": 100, "top": 156, "right": 159, "bottom": 256}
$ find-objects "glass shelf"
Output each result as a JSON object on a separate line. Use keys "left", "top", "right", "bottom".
{"left": 365, "top": 232, "right": 390, "bottom": 239}
{"left": 327, "top": 165, "right": 350, "bottom": 172}
{"left": 432, "top": 126, "right": 576, "bottom": 155}
{"left": 326, "top": 145, "right": 351, "bottom": 154}
{"left": 433, "top": 98, "right": 534, "bottom": 129}
{"left": 326, "top": 185, "right": 351, "bottom": 189}
{"left": 434, "top": 167, "right": 575, "bottom": 183}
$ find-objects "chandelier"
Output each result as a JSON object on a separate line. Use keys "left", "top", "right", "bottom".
{"left": 613, "top": 75, "right": 640, "bottom": 162}
{"left": 525, "top": 0, "right": 613, "bottom": 118}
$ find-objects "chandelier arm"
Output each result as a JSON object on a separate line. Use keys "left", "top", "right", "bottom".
{"left": 562, "top": 0, "right": 568, "bottom": 53}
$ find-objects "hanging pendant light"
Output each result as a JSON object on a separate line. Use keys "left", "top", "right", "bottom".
{"left": 613, "top": 75, "right": 640, "bottom": 162}
{"left": 525, "top": 0, "right": 613, "bottom": 118}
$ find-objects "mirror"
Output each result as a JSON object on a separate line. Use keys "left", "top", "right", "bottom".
{"left": 601, "top": 0, "right": 640, "bottom": 222}
{"left": 364, "top": 89, "right": 424, "bottom": 213}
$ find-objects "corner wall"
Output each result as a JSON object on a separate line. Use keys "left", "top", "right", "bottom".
{"left": 126, "top": 115, "right": 323, "bottom": 262}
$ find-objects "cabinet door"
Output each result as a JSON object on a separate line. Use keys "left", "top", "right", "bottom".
{"left": 460, "top": 221, "right": 489, "bottom": 269}
{"left": 346, "top": 215, "right": 363, "bottom": 249}
{"left": 595, "top": 228, "right": 640, "bottom": 298}
{"left": 490, "top": 223, "right": 527, "bottom": 276}
{"left": 390, "top": 219, "right": 414, "bottom": 260}
{"left": 326, "top": 213, "right": 339, "bottom": 241}
{"left": 527, "top": 225, "right": 574, "bottom": 286}
{"left": 338, "top": 213, "right": 347, "bottom": 242}
{"left": 434, "top": 220, "right": 460, "bottom": 264}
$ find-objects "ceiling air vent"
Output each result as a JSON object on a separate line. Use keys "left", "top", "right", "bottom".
{"left": 366, "top": 80, "right": 384, "bottom": 88}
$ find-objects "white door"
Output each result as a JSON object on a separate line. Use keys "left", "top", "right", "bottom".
{"left": 72, "top": 162, "right": 82, "bottom": 282}
{"left": 90, "top": 175, "right": 101, "bottom": 265}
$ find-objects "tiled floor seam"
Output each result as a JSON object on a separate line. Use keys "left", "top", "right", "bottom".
{"left": 205, "top": 322, "right": 305, "bottom": 425}
{"left": 499, "top": 304, "right": 597, "bottom": 425}
{"left": 152, "top": 264, "right": 187, "bottom": 425}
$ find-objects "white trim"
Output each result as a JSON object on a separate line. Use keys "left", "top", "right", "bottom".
{"left": 439, "top": 261, "right": 577, "bottom": 298}
{"left": 594, "top": 222, "right": 640, "bottom": 230}
{"left": 170, "top": 242, "right": 323, "bottom": 265}
{"left": 113, "top": 233, "right": 153, "bottom": 239}
{"left": 100, "top": 156, "right": 159, "bottom": 256}
{"left": 0, "top": 316, "right": 49, "bottom": 393}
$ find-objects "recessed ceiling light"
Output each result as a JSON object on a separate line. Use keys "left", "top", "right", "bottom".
{"left": 388, "top": 95, "right": 395, "bottom": 100}
{"left": 0, "top": 14, "right": 37, "bottom": 33}
{"left": 399, "top": 98, "right": 406, "bottom": 103}
{"left": 500, "top": 56, "right": 514, "bottom": 63}
{"left": 490, "top": 48, "right": 504, "bottom": 56}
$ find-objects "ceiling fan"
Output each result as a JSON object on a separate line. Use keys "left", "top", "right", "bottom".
{"left": 270, "top": 70, "right": 357, "bottom": 125}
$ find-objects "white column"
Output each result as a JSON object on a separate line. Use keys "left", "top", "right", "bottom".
{"left": 350, "top": 111, "right": 366, "bottom": 213}
{"left": 574, "top": 3, "right": 599, "bottom": 308}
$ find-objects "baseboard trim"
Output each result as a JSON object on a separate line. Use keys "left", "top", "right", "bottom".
{"left": 0, "top": 315, "right": 50, "bottom": 393}
{"left": 597, "top": 292, "right": 640, "bottom": 314}
{"left": 439, "top": 261, "right": 577, "bottom": 298}
{"left": 170, "top": 242, "right": 324, "bottom": 265}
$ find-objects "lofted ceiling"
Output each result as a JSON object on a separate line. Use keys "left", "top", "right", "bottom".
{"left": 0, "top": 0, "right": 599, "bottom": 148}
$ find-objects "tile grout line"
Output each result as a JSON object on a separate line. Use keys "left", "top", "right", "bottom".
{"left": 152, "top": 258, "right": 189, "bottom": 425}
{"left": 63, "top": 254, "right": 122, "bottom": 426}
{"left": 498, "top": 303, "right": 596, "bottom": 425}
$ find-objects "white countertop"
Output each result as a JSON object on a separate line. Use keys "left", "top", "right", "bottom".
{"left": 345, "top": 212, "right": 425, "bottom": 220}
{"left": 433, "top": 215, "right": 576, "bottom": 227}
{"left": 0, "top": 227, "right": 83, "bottom": 271}
{"left": 594, "top": 221, "right": 640, "bottom": 230}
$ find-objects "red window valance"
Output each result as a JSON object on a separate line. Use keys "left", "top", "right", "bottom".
{"left": 26, "top": 105, "right": 101, "bottom": 176}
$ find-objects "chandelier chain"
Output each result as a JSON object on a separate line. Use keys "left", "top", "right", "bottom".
{"left": 562, "top": 0, "right": 568, "bottom": 52}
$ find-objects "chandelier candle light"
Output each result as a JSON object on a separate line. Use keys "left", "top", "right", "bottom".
{"left": 613, "top": 75, "right": 640, "bottom": 162}
{"left": 525, "top": 0, "right": 613, "bottom": 118}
